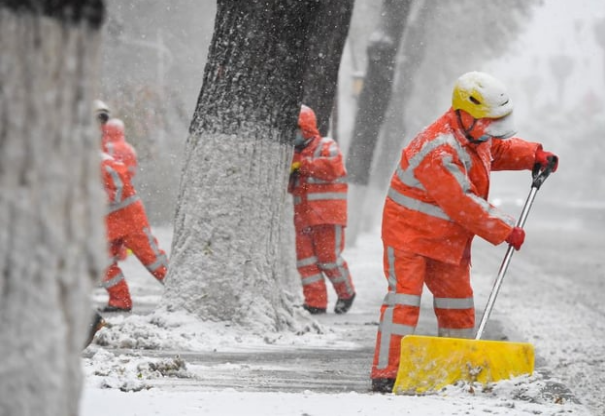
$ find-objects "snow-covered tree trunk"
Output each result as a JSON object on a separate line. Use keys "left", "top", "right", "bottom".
{"left": 372, "top": 0, "right": 433, "bottom": 186}
{"left": 0, "top": 2, "right": 106, "bottom": 416}
{"left": 302, "top": 0, "right": 355, "bottom": 137}
{"left": 163, "top": 0, "right": 319, "bottom": 332}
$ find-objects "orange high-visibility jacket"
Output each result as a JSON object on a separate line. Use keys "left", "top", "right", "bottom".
{"left": 102, "top": 119, "right": 138, "bottom": 180}
{"left": 382, "top": 108, "right": 540, "bottom": 265}
{"left": 101, "top": 153, "right": 148, "bottom": 241}
{"left": 289, "top": 135, "right": 348, "bottom": 228}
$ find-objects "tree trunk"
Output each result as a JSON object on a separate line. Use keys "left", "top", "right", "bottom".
{"left": 345, "top": 0, "right": 412, "bottom": 186}
{"left": 302, "top": 0, "right": 355, "bottom": 137}
{"left": 0, "top": 2, "right": 105, "bottom": 416}
{"left": 163, "top": 0, "right": 321, "bottom": 332}
{"left": 357, "top": 0, "right": 434, "bottom": 235}
{"left": 344, "top": 0, "right": 413, "bottom": 244}
{"left": 373, "top": 0, "right": 433, "bottom": 188}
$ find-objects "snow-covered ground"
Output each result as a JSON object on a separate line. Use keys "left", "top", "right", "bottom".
{"left": 80, "top": 193, "right": 603, "bottom": 416}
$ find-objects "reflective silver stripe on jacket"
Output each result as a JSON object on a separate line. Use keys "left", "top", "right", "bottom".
{"left": 315, "top": 137, "right": 339, "bottom": 158}
{"left": 394, "top": 163, "right": 424, "bottom": 190}
{"left": 307, "top": 192, "right": 347, "bottom": 202}
{"left": 108, "top": 194, "right": 140, "bottom": 214}
{"left": 307, "top": 176, "right": 347, "bottom": 185}
{"left": 105, "top": 164, "right": 123, "bottom": 203}
{"left": 396, "top": 133, "right": 472, "bottom": 190}
{"left": 306, "top": 137, "right": 345, "bottom": 184}
{"left": 387, "top": 187, "right": 451, "bottom": 221}
{"left": 391, "top": 133, "right": 513, "bottom": 225}
{"left": 106, "top": 142, "right": 116, "bottom": 157}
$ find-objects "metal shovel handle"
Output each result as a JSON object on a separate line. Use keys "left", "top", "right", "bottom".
{"left": 475, "top": 158, "right": 557, "bottom": 340}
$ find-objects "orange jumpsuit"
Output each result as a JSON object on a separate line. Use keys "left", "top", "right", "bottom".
{"left": 371, "top": 108, "right": 540, "bottom": 380}
{"left": 101, "top": 153, "right": 167, "bottom": 310}
{"left": 102, "top": 118, "right": 137, "bottom": 180}
{"left": 102, "top": 118, "right": 137, "bottom": 260}
{"left": 288, "top": 116, "right": 355, "bottom": 310}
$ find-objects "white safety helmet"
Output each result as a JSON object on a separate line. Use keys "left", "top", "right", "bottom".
{"left": 452, "top": 72, "right": 513, "bottom": 119}
{"left": 452, "top": 72, "right": 516, "bottom": 140}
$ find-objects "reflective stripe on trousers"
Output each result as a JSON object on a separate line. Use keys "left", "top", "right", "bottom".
{"left": 371, "top": 245, "right": 474, "bottom": 379}
{"left": 102, "top": 270, "right": 125, "bottom": 289}
{"left": 295, "top": 224, "right": 355, "bottom": 309}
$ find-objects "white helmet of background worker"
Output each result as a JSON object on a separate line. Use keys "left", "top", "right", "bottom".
{"left": 93, "top": 99, "right": 111, "bottom": 125}
{"left": 452, "top": 71, "right": 516, "bottom": 140}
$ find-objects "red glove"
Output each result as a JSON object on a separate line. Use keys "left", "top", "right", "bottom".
{"left": 535, "top": 148, "right": 559, "bottom": 172}
{"left": 505, "top": 227, "right": 525, "bottom": 251}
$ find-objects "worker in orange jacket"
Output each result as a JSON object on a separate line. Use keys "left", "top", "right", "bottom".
{"left": 370, "top": 72, "right": 559, "bottom": 392}
{"left": 288, "top": 105, "right": 356, "bottom": 315}
{"left": 102, "top": 118, "right": 138, "bottom": 181}
{"left": 100, "top": 153, "right": 168, "bottom": 312}
{"left": 94, "top": 100, "right": 138, "bottom": 261}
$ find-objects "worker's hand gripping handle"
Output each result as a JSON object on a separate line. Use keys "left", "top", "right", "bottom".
{"left": 532, "top": 156, "right": 558, "bottom": 190}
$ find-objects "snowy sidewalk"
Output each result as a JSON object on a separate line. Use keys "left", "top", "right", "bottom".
{"left": 82, "top": 220, "right": 597, "bottom": 416}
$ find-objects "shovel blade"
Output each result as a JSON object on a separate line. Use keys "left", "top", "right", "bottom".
{"left": 393, "top": 335, "right": 534, "bottom": 394}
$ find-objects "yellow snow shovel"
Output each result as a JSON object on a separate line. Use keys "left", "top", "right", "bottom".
{"left": 393, "top": 160, "right": 557, "bottom": 394}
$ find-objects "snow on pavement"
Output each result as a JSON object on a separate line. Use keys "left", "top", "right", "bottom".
{"left": 81, "top": 220, "right": 600, "bottom": 416}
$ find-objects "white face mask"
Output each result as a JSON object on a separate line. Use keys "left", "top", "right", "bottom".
{"left": 484, "top": 113, "right": 516, "bottom": 140}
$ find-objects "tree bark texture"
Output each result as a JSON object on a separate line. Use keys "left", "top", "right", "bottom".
{"left": 345, "top": 0, "right": 413, "bottom": 186}
{"left": 372, "top": 0, "right": 433, "bottom": 188}
{"left": 0, "top": 3, "right": 105, "bottom": 416}
{"left": 301, "top": 0, "right": 355, "bottom": 138}
{"left": 164, "top": 0, "right": 319, "bottom": 331}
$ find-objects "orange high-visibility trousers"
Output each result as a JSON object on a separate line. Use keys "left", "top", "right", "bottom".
{"left": 295, "top": 224, "right": 355, "bottom": 309}
{"left": 102, "top": 226, "right": 168, "bottom": 310}
{"left": 371, "top": 246, "right": 474, "bottom": 380}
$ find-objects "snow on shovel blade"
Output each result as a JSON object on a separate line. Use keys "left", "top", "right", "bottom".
{"left": 393, "top": 335, "right": 534, "bottom": 394}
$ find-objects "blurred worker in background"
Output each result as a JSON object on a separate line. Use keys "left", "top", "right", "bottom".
{"left": 288, "top": 105, "right": 356, "bottom": 315}
{"left": 94, "top": 99, "right": 138, "bottom": 180}
{"left": 93, "top": 99, "right": 167, "bottom": 312}
{"left": 370, "top": 71, "right": 559, "bottom": 393}
{"left": 101, "top": 118, "right": 138, "bottom": 181}
{"left": 100, "top": 151, "right": 168, "bottom": 312}
{"left": 94, "top": 100, "right": 138, "bottom": 261}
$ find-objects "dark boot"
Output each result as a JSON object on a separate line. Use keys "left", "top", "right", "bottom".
{"left": 371, "top": 378, "right": 395, "bottom": 393}
{"left": 99, "top": 304, "right": 132, "bottom": 313}
{"left": 334, "top": 293, "right": 356, "bottom": 314}
{"left": 303, "top": 304, "right": 327, "bottom": 315}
